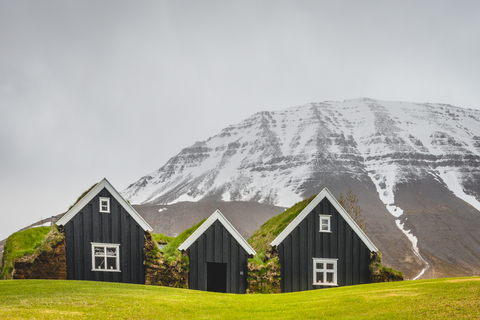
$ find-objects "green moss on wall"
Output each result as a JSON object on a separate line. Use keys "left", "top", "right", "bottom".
{"left": 1, "top": 226, "right": 64, "bottom": 280}
{"left": 369, "top": 251, "right": 404, "bottom": 282}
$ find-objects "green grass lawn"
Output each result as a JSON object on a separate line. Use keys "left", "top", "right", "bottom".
{"left": 0, "top": 277, "right": 479, "bottom": 319}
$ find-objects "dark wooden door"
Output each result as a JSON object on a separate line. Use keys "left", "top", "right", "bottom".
{"left": 207, "top": 262, "right": 227, "bottom": 293}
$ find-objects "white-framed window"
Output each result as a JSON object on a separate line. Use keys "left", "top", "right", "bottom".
{"left": 91, "top": 243, "right": 120, "bottom": 272}
{"left": 99, "top": 197, "right": 110, "bottom": 213}
{"left": 319, "top": 215, "right": 331, "bottom": 232}
{"left": 313, "top": 258, "right": 337, "bottom": 286}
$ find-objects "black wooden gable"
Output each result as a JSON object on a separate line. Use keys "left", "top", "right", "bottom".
{"left": 178, "top": 210, "right": 255, "bottom": 293}
{"left": 56, "top": 178, "right": 152, "bottom": 284}
{"left": 271, "top": 188, "right": 378, "bottom": 292}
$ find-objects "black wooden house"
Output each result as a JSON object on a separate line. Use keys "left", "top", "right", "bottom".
{"left": 270, "top": 188, "right": 378, "bottom": 292}
{"left": 56, "top": 178, "right": 153, "bottom": 284}
{"left": 178, "top": 210, "right": 256, "bottom": 293}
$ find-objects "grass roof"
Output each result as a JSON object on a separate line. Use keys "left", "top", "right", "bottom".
{"left": 0, "top": 226, "right": 52, "bottom": 279}
{"left": 248, "top": 194, "right": 317, "bottom": 255}
{"left": 151, "top": 233, "right": 174, "bottom": 245}
{"left": 161, "top": 218, "right": 207, "bottom": 262}
{"left": 67, "top": 183, "right": 97, "bottom": 211}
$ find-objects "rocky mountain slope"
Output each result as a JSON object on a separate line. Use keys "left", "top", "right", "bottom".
{"left": 123, "top": 98, "right": 480, "bottom": 280}
{"left": 133, "top": 201, "right": 285, "bottom": 240}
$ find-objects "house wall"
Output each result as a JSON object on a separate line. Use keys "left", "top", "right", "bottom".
{"left": 64, "top": 187, "right": 145, "bottom": 284}
{"left": 187, "top": 220, "right": 249, "bottom": 293}
{"left": 277, "top": 198, "right": 371, "bottom": 292}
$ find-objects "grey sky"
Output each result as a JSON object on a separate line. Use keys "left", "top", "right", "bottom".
{"left": 1, "top": 1, "right": 479, "bottom": 240}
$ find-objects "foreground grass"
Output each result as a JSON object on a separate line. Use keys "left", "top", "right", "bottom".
{"left": 0, "top": 277, "right": 479, "bottom": 319}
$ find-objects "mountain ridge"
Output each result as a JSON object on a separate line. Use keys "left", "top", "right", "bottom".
{"left": 122, "top": 98, "right": 480, "bottom": 280}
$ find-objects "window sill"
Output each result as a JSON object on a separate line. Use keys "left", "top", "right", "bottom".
{"left": 319, "top": 231, "right": 332, "bottom": 233}
{"left": 92, "top": 269, "right": 121, "bottom": 272}
{"left": 313, "top": 283, "right": 338, "bottom": 286}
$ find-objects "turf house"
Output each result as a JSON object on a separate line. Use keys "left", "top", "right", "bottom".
{"left": 55, "top": 178, "right": 153, "bottom": 284}
{"left": 270, "top": 188, "right": 379, "bottom": 292}
{"left": 178, "top": 210, "right": 256, "bottom": 293}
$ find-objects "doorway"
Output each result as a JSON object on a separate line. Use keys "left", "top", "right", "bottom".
{"left": 207, "top": 262, "right": 227, "bottom": 293}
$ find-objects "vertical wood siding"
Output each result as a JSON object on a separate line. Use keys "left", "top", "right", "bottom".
{"left": 186, "top": 220, "right": 249, "bottom": 293}
{"left": 64, "top": 188, "right": 145, "bottom": 284}
{"left": 278, "top": 198, "right": 371, "bottom": 292}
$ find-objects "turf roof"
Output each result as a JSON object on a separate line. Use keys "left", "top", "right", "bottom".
{"left": 247, "top": 194, "right": 316, "bottom": 255}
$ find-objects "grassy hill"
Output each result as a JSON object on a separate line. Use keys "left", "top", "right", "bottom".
{"left": 1, "top": 277, "right": 479, "bottom": 319}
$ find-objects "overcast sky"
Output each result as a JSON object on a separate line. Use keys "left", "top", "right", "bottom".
{"left": 1, "top": 1, "right": 480, "bottom": 240}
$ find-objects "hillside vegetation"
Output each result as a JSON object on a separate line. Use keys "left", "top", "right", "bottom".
{"left": 0, "top": 227, "right": 52, "bottom": 279}
{"left": 1, "top": 278, "right": 479, "bottom": 319}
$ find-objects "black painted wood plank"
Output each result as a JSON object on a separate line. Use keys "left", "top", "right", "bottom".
{"left": 352, "top": 235, "right": 360, "bottom": 284}
{"left": 188, "top": 246, "right": 196, "bottom": 289}
{"left": 65, "top": 222, "right": 75, "bottom": 280}
{"left": 360, "top": 245, "right": 368, "bottom": 284}
{"left": 206, "top": 225, "right": 214, "bottom": 263}
{"left": 307, "top": 210, "right": 314, "bottom": 291}
{"left": 292, "top": 227, "right": 300, "bottom": 292}
{"left": 130, "top": 225, "right": 139, "bottom": 284}
{"left": 337, "top": 220, "right": 345, "bottom": 286}
{"left": 298, "top": 221, "right": 307, "bottom": 292}
{"left": 283, "top": 235, "right": 292, "bottom": 292}
{"left": 215, "top": 221, "right": 222, "bottom": 263}
{"left": 222, "top": 226, "right": 229, "bottom": 264}
{"left": 331, "top": 205, "right": 338, "bottom": 259}
{"left": 198, "top": 235, "right": 206, "bottom": 291}
{"left": 278, "top": 243, "right": 285, "bottom": 293}
{"left": 73, "top": 213, "right": 83, "bottom": 280}
{"left": 83, "top": 207, "right": 92, "bottom": 280}
{"left": 124, "top": 214, "right": 132, "bottom": 283}
{"left": 230, "top": 239, "right": 238, "bottom": 294}
{"left": 92, "top": 198, "right": 100, "bottom": 243}
{"left": 345, "top": 226, "right": 353, "bottom": 286}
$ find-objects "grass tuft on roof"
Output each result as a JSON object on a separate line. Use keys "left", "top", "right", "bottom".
{"left": 248, "top": 194, "right": 316, "bottom": 255}
{"left": 152, "top": 233, "right": 174, "bottom": 245}
{"left": 161, "top": 218, "right": 207, "bottom": 262}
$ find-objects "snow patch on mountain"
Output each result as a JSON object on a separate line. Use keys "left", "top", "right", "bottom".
{"left": 436, "top": 167, "right": 480, "bottom": 211}
{"left": 395, "top": 219, "right": 429, "bottom": 280}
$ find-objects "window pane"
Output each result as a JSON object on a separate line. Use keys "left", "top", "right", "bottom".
{"left": 94, "top": 247, "right": 105, "bottom": 256}
{"left": 326, "top": 272, "right": 334, "bottom": 283}
{"left": 316, "top": 272, "right": 324, "bottom": 283}
{"left": 106, "top": 247, "right": 117, "bottom": 256}
{"left": 321, "top": 218, "right": 329, "bottom": 231}
{"left": 95, "top": 257, "right": 105, "bottom": 269}
{"left": 316, "top": 263, "right": 323, "bottom": 270}
{"left": 107, "top": 257, "right": 117, "bottom": 270}
{"left": 327, "top": 263, "right": 334, "bottom": 270}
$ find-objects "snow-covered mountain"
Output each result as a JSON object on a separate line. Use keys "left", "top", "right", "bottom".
{"left": 123, "top": 98, "right": 480, "bottom": 280}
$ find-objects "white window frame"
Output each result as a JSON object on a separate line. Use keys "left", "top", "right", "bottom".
{"left": 313, "top": 258, "right": 337, "bottom": 286}
{"left": 91, "top": 243, "right": 121, "bottom": 272}
{"left": 99, "top": 197, "right": 110, "bottom": 213}
{"left": 319, "top": 215, "right": 331, "bottom": 233}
